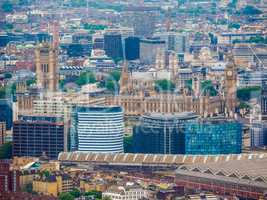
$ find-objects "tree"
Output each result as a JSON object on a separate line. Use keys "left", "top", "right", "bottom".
{"left": 84, "top": 190, "right": 102, "bottom": 199}
{"left": 69, "top": 188, "right": 81, "bottom": 198}
{"left": 155, "top": 79, "right": 175, "bottom": 92}
{"left": 26, "top": 79, "right": 36, "bottom": 86}
{"left": 228, "top": 23, "right": 240, "bottom": 30}
{"left": 201, "top": 80, "right": 218, "bottom": 96}
{"left": 4, "top": 73, "right": 12, "bottom": 79}
{"left": 102, "top": 196, "right": 112, "bottom": 200}
{"left": 248, "top": 36, "right": 266, "bottom": 44}
{"left": 110, "top": 70, "right": 121, "bottom": 82}
{"left": 237, "top": 86, "right": 261, "bottom": 101}
{"left": 0, "top": 142, "right": 12, "bottom": 159}
{"left": 24, "top": 183, "right": 33, "bottom": 193}
{"left": 75, "top": 72, "right": 96, "bottom": 86}
{"left": 241, "top": 5, "right": 262, "bottom": 15}
{"left": 59, "top": 193, "right": 75, "bottom": 200}
{"left": 2, "top": 1, "right": 13, "bottom": 12}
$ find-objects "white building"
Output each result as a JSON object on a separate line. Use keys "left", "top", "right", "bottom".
{"left": 103, "top": 183, "right": 147, "bottom": 200}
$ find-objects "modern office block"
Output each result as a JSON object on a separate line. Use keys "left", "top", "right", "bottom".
{"left": 133, "top": 112, "right": 198, "bottom": 154}
{"left": 250, "top": 121, "right": 267, "bottom": 148}
{"left": 70, "top": 106, "right": 124, "bottom": 153}
{"left": 125, "top": 36, "right": 140, "bottom": 60}
{"left": 139, "top": 38, "right": 165, "bottom": 64}
{"left": 13, "top": 115, "right": 64, "bottom": 159}
{"left": 185, "top": 119, "right": 242, "bottom": 154}
{"left": 0, "top": 99, "right": 13, "bottom": 130}
{"left": 104, "top": 33, "right": 123, "bottom": 61}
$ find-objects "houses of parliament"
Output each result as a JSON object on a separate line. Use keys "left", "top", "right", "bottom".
{"left": 16, "top": 42, "right": 237, "bottom": 119}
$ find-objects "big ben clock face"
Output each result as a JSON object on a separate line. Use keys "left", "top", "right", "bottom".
{"left": 227, "top": 71, "right": 233, "bottom": 76}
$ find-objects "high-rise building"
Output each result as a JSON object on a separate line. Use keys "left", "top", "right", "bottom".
{"left": 261, "top": 80, "right": 267, "bottom": 120}
{"left": 125, "top": 36, "right": 140, "bottom": 60}
{"left": 0, "top": 122, "right": 6, "bottom": 145}
{"left": 0, "top": 99, "right": 13, "bottom": 130}
{"left": 133, "top": 112, "right": 199, "bottom": 154}
{"left": 70, "top": 106, "right": 124, "bottom": 153}
{"left": 155, "top": 32, "right": 187, "bottom": 53}
{"left": 185, "top": 119, "right": 242, "bottom": 154}
{"left": 139, "top": 38, "right": 166, "bottom": 64}
{"left": 250, "top": 121, "right": 267, "bottom": 148}
{"left": 104, "top": 33, "right": 123, "bottom": 61}
{"left": 35, "top": 42, "right": 58, "bottom": 92}
{"left": 133, "top": 12, "right": 155, "bottom": 38}
{"left": 13, "top": 115, "right": 64, "bottom": 159}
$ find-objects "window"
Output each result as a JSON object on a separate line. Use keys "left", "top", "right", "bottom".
{"left": 41, "top": 64, "right": 49, "bottom": 73}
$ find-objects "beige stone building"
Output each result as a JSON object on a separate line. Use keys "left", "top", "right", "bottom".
{"left": 106, "top": 94, "right": 224, "bottom": 117}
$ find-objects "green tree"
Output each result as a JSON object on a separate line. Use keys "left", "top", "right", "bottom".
{"left": 102, "top": 196, "right": 112, "bottom": 200}
{"left": 248, "top": 36, "right": 266, "bottom": 44}
{"left": 0, "top": 142, "right": 12, "bottom": 159}
{"left": 109, "top": 70, "right": 121, "bottom": 82}
{"left": 84, "top": 190, "right": 102, "bottom": 199}
{"left": 185, "top": 79, "right": 192, "bottom": 91}
{"left": 59, "top": 193, "right": 75, "bottom": 200}
{"left": 155, "top": 79, "right": 175, "bottom": 92}
{"left": 201, "top": 80, "right": 218, "bottom": 96}
{"left": 105, "top": 79, "right": 118, "bottom": 93}
{"left": 69, "top": 188, "right": 81, "bottom": 198}
{"left": 237, "top": 86, "right": 261, "bottom": 101}
{"left": 4, "top": 73, "right": 12, "bottom": 79}
{"left": 241, "top": 5, "right": 262, "bottom": 15}
{"left": 75, "top": 72, "right": 96, "bottom": 86}
{"left": 228, "top": 23, "right": 240, "bottom": 30}
{"left": 26, "top": 79, "right": 36, "bottom": 86}
{"left": 24, "top": 183, "right": 33, "bottom": 193}
{"left": 2, "top": 1, "right": 13, "bottom": 12}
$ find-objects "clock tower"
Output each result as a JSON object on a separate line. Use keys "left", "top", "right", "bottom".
{"left": 224, "top": 54, "right": 237, "bottom": 115}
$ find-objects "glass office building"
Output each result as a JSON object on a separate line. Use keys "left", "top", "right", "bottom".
{"left": 185, "top": 119, "right": 242, "bottom": 154}
{"left": 71, "top": 106, "right": 124, "bottom": 153}
{"left": 133, "top": 112, "right": 199, "bottom": 154}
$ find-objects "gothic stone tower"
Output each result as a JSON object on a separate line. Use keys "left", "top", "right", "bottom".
{"left": 224, "top": 54, "right": 237, "bottom": 115}
{"left": 120, "top": 61, "right": 131, "bottom": 95}
{"left": 35, "top": 43, "right": 58, "bottom": 92}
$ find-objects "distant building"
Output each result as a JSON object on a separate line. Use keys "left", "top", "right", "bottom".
{"left": 103, "top": 184, "right": 147, "bottom": 200}
{"left": 0, "top": 160, "right": 19, "bottom": 194}
{"left": 133, "top": 11, "right": 155, "bottom": 38}
{"left": 185, "top": 118, "right": 242, "bottom": 154}
{"left": 13, "top": 115, "right": 64, "bottom": 159}
{"left": 70, "top": 106, "right": 124, "bottom": 153}
{"left": 125, "top": 36, "right": 140, "bottom": 60}
{"left": 133, "top": 112, "right": 198, "bottom": 154}
{"left": 0, "top": 122, "right": 6, "bottom": 145}
{"left": 104, "top": 33, "right": 123, "bottom": 61}
{"left": 0, "top": 99, "right": 13, "bottom": 130}
{"left": 139, "top": 38, "right": 166, "bottom": 64}
{"left": 237, "top": 70, "right": 267, "bottom": 87}
{"left": 250, "top": 121, "right": 267, "bottom": 148}
{"left": 261, "top": 81, "right": 267, "bottom": 120}
{"left": 33, "top": 174, "right": 73, "bottom": 197}
{"left": 92, "top": 37, "right": 104, "bottom": 50}
{"left": 155, "top": 32, "right": 187, "bottom": 53}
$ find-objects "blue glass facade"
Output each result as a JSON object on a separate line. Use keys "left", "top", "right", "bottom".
{"left": 185, "top": 120, "right": 242, "bottom": 154}
{"left": 0, "top": 99, "right": 13, "bottom": 130}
